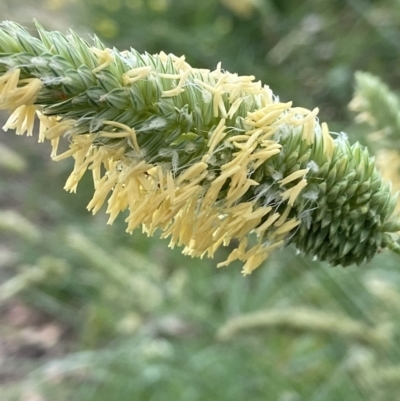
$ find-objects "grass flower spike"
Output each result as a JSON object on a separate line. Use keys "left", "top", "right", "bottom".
{"left": 1, "top": 22, "right": 400, "bottom": 274}
{"left": 350, "top": 71, "right": 400, "bottom": 213}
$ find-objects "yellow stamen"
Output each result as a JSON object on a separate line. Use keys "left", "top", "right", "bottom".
{"left": 102, "top": 120, "right": 140, "bottom": 152}
{"left": 242, "top": 246, "right": 270, "bottom": 275}
{"left": 274, "top": 218, "right": 300, "bottom": 236}
{"left": 227, "top": 97, "right": 243, "bottom": 118}
{"left": 166, "top": 171, "right": 175, "bottom": 203}
{"left": 91, "top": 48, "right": 114, "bottom": 73}
{"left": 2, "top": 105, "right": 36, "bottom": 136}
{"left": 322, "top": 122, "right": 334, "bottom": 159}
{"left": 177, "top": 162, "right": 208, "bottom": 185}
{"left": 281, "top": 179, "right": 308, "bottom": 206}
{"left": 123, "top": 66, "right": 152, "bottom": 84}
{"left": 255, "top": 213, "right": 281, "bottom": 234}
{"left": 207, "top": 118, "right": 227, "bottom": 154}
{"left": 274, "top": 205, "right": 292, "bottom": 227}
{"left": 290, "top": 107, "right": 319, "bottom": 126}
{"left": 279, "top": 168, "right": 309, "bottom": 186}
{"left": 162, "top": 68, "right": 192, "bottom": 97}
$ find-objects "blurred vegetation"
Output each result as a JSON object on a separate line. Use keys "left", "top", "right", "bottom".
{"left": 1, "top": 0, "right": 400, "bottom": 400}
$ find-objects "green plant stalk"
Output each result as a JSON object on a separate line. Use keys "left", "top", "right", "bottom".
{"left": 0, "top": 209, "right": 41, "bottom": 241}
{"left": 216, "top": 307, "right": 390, "bottom": 347}
{"left": 0, "top": 257, "right": 68, "bottom": 302}
{"left": 0, "top": 21, "right": 399, "bottom": 274}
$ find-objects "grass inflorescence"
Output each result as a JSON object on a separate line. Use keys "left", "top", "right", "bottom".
{"left": 1, "top": 21, "right": 399, "bottom": 273}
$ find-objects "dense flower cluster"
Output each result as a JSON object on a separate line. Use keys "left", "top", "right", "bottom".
{"left": 1, "top": 21, "right": 399, "bottom": 273}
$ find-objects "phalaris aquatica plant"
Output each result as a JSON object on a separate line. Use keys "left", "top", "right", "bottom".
{"left": 1, "top": 21, "right": 400, "bottom": 274}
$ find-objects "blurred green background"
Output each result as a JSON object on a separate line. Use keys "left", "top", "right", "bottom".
{"left": 1, "top": 0, "right": 400, "bottom": 400}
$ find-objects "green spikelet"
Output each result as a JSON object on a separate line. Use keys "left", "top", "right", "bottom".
{"left": 0, "top": 21, "right": 399, "bottom": 273}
